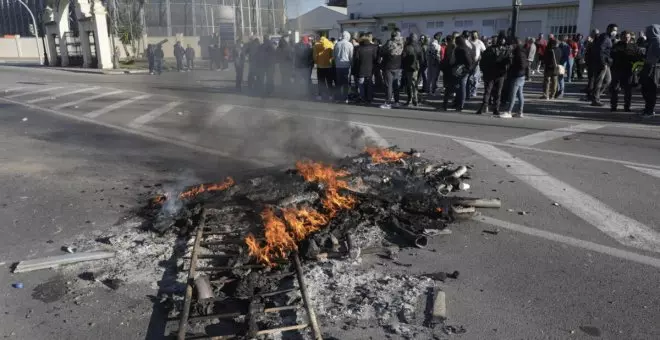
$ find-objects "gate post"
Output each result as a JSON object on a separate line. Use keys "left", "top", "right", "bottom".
{"left": 55, "top": 1, "right": 71, "bottom": 66}
{"left": 42, "top": 7, "right": 59, "bottom": 66}
{"left": 90, "top": 1, "right": 112, "bottom": 69}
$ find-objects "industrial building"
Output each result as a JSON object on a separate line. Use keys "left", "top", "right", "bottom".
{"left": 339, "top": 0, "right": 659, "bottom": 40}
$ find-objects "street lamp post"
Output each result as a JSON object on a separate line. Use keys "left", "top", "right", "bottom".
{"left": 511, "top": 0, "right": 522, "bottom": 38}
{"left": 16, "top": 0, "right": 43, "bottom": 65}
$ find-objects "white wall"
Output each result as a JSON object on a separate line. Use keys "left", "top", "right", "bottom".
{"left": 348, "top": 0, "right": 574, "bottom": 17}
{"left": 0, "top": 37, "right": 41, "bottom": 59}
{"left": 287, "top": 6, "right": 347, "bottom": 38}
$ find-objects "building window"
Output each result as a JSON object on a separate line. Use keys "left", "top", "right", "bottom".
{"left": 436, "top": 21, "right": 444, "bottom": 28}
{"left": 455, "top": 20, "right": 473, "bottom": 28}
{"left": 427, "top": 21, "right": 435, "bottom": 29}
{"left": 547, "top": 7, "right": 578, "bottom": 35}
{"left": 483, "top": 19, "right": 495, "bottom": 27}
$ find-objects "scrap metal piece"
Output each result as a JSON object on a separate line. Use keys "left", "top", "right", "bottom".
{"left": 455, "top": 198, "right": 502, "bottom": 208}
{"left": 293, "top": 253, "right": 323, "bottom": 340}
{"left": 13, "top": 251, "right": 115, "bottom": 273}
{"left": 385, "top": 217, "right": 428, "bottom": 248}
{"left": 177, "top": 210, "right": 206, "bottom": 340}
{"left": 194, "top": 275, "right": 214, "bottom": 301}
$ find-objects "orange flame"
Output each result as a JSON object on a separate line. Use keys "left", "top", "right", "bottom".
{"left": 151, "top": 194, "right": 167, "bottom": 205}
{"left": 364, "top": 147, "right": 407, "bottom": 164}
{"left": 179, "top": 177, "right": 234, "bottom": 200}
{"left": 245, "top": 161, "right": 357, "bottom": 265}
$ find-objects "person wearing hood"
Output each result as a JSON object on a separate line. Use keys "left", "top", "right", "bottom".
{"left": 610, "top": 31, "right": 641, "bottom": 112}
{"left": 640, "top": 24, "right": 660, "bottom": 117}
{"left": 427, "top": 32, "right": 443, "bottom": 95}
{"left": 590, "top": 23, "right": 618, "bottom": 106}
{"left": 294, "top": 36, "right": 314, "bottom": 96}
{"left": 418, "top": 35, "right": 429, "bottom": 94}
{"left": 380, "top": 30, "right": 405, "bottom": 109}
{"left": 443, "top": 35, "right": 473, "bottom": 112}
{"left": 313, "top": 33, "right": 335, "bottom": 101}
{"left": 477, "top": 32, "right": 511, "bottom": 115}
{"left": 353, "top": 33, "right": 379, "bottom": 103}
{"left": 333, "top": 31, "right": 354, "bottom": 103}
{"left": 501, "top": 37, "right": 528, "bottom": 118}
{"left": 402, "top": 33, "right": 424, "bottom": 107}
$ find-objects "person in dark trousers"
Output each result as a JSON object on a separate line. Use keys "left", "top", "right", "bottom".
{"left": 333, "top": 31, "right": 354, "bottom": 103}
{"left": 313, "top": 33, "right": 335, "bottom": 100}
{"left": 574, "top": 33, "right": 586, "bottom": 80}
{"left": 441, "top": 35, "right": 457, "bottom": 109}
{"left": 502, "top": 37, "right": 528, "bottom": 118}
{"left": 247, "top": 37, "right": 261, "bottom": 90}
{"left": 428, "top": 32, "right": 443, "bottom": 95}
{"left": 208, "top": 44, "right": 217, "bottom": 70}
{"left": 232, "top": 40, "right": 246, "bottom": 91}
{"left": 174, "top": 41, "right": 185, "bottom": 72}
{"left": 402, "top": 33, "right": 424, "bottom": 106}
{"left": 380, "top": 30, "right": 404, "bottom": 109}
{"left": 277, "top": 35, "right": 294, "bottom": 87}
{"left": 443, "top": 35, "right": 473, "bottom": 112}
{"left": 353, "top": 33, "right": 379, "bottom": 103}
{"left": 610, "top": 31, "right": 640, "bottom": 112}
{"left": 294, "top": 36, "right": 314, "bottom": 96}
{"left": 590, "top": 23, "right": 618, "bottom": 106}
{"left": 185, "top": 44, "right": 195, "bottom": 70}
{"left": 542, "top": 38, "right": 562, "bottom": 100}
{"left": 641, "top": 24, "right": 660, "bottom": 117}
{"left": 477, "top": 32, "right": 511, "bottom": 115}
{"left": 583, "top": 30, "right": 598, "bottom": 99}
{"left": 418, "top": 35, "right": 429, "bottom": 93}
{"left": 258, "top": 35, "right": 276, "bottom": 96}
{"left": 146, "top": 44, "right": 155, "bottom": 74}
{"left": 154, "top": 44, "right": 164, "bottom": 75}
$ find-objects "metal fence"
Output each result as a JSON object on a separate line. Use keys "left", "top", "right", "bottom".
{"left": 0, "top": 0, "right": 46, "bottom": 36}
{"left": 145, "top": 0, "right": 287, "bottom": 40}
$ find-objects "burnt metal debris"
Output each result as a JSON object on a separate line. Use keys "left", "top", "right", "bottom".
{"left": 142, "top": 147, "right": 501, "bottom": 339}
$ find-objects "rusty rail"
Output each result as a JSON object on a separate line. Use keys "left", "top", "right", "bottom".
{"left": 177, "top": 209, "right": 206, "bottom": 340}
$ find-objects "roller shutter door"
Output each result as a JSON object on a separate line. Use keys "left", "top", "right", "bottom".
{"left": 591, "top": 1, "right": 660, "bottom": 35}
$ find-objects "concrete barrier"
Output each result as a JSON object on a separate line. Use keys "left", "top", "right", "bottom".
{"left": 0, "top": 36, "right": 41, "bottom": 60}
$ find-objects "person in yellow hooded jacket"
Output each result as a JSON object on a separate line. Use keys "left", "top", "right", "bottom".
{"left": 313, "top": 33, "right": 335, "bottom": 100}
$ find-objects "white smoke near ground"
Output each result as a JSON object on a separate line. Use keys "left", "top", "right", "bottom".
{"left": 160, "top": 169, "right": 201, "bottom": 216}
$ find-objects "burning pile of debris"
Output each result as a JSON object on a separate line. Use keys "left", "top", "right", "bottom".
{"left": 144, "top": 147, "right": 500, "bottom": 339}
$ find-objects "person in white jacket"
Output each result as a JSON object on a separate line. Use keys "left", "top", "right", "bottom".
{"left": 333, "top": 31, "right": 354, "bottom": 102}
{"left": 427, "top": 32, "right": 443, "bottom": 95}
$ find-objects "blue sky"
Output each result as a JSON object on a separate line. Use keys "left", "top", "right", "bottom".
{"left": 287, "top": 0, "right": 326, "bottom": 18}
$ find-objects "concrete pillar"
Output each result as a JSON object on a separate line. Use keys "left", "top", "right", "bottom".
{"left": 577, "top": 0, "right": 593, "bottom": 35}
{"left": 13, "top": 36, "right": 23, "bottom": 58}
{"left": 42, "top": 7, "right": 59, "bottom": 66}
{"left": 165, "top": 0, "right": 172, "bottom": 36}
{"left": 55, "top": 1, "right": 70, "bottom": 66}
{"left": 92, "top": 2, "right": 113, "bottom": 69}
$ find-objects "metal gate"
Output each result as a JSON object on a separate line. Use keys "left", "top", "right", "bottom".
{"left": 53, "top": 34, "right": 62, "bottom": 66}
{"left": 87, "top": 31, "right": 98, "bottom": 68}
{"left": 63, "top": 32, "right": 83, "bottom": 66}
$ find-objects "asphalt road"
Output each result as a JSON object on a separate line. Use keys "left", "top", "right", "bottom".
{"left": 0, "top": 65, "right": 659, "bottom": 340}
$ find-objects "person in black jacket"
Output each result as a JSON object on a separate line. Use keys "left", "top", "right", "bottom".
{"left": 418, "top": 35, "right": 429, "bottom": 93}
{"left": 402, "top": 33, "right": 424, "bottom": 106}
{"left": 591, "top": 23, "right": 618, "bottom": 106}
{"left": 610, "top": 31, "right": 640, "bottom": 112}
{"left": 380, "top": 30, "right": 404, "bottom": 109}
{"left": 477, "top": 32, "right": 511, "bottom": 115}
{"left": 294, "top": 36, "right": 314, "bottom": 96}
{"left": 232, "top": 40, "right": 246, "bottom": 90}
{"left": 353, "top": 33, "right": 379, "bottom": 103}
{"left": 542, "top": 38, "right": 563, "bottom": 99}
{"left": 258, "top": 35, "right": 276, "bottom": 96}
{"left": 443, "top": 36, "right": 473, "bottom": 112}
{"left": 502, "top": 37, "right": 528, "bottom": 118}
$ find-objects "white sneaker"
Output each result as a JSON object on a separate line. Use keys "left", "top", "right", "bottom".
{"left": 512, "top": 112, "right": 524, "bottom": 118}
{"left": 498, "top": 112, "right": 513, "bottom": 118}
{"left": 380, "top": 103, "right": 392, "bottom": 109}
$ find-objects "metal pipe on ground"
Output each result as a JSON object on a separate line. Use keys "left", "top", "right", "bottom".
{"left": 385, "top": 217, "right": 428, "bottom": 248}
{"left": 293, "top": 253, "right": 323, "bottom": 340}
{"left": 178, "top": 210, "right": 206, "bottom": 340}
{"left": 455, "top": 198, "right": 502, "bottom": 208}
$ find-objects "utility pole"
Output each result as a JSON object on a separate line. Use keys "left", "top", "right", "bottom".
{"left": 16, "top": 0, "right": 43, "bottom": 65}
{"left": 511, "top": 0, "right": 522, "bottom": 38}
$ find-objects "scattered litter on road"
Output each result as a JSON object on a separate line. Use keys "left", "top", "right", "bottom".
{"left": 442, "top": 325, "right": 467, "bottom": 335}
{"left": 507, "top": 208, "right": 514, "bottom": 212}
{"left": 12, "top": 282, "right": 24, "bottom": 289}
{"left": 21, "top": 117, "right": 27, "bottom": 122}
{"left": 432, "top": 290, "right": 446, "bottom": 321}
{"left": 482, "top": 229, "right": 499, "bottom": 235}
{"left": 518, "top": 211, "right": 528, "bottom": 216}
{"left": 553, "top": 202, "right": 560, "bottom": 206}
{"left": 176, "top": 111, "right": 183, "bottom": 116}
{"left": 61, "top": 246, "right": 77, "bottom": 253}
{"left": 13, "top": 251, "right": 115, "bottom": 273}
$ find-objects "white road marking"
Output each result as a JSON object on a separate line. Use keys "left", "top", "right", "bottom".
{"left": 2, "top": 86, "right": 30, "bottom": 94}
{"left": 129, "top": 101, "right": 182, "bottom": 128}
{"left": 6, "top": 86, "right": 64, "bottom": 99}
{"left": 25, "top": 86, "right": 100, "bottom": 104}
{"left": 206, "top": 104, "right": 235, "bottom": 125}
{"left": 475, "top": 215, "right": 660, "bottom": 270}
{"left": 457, "top": 140, "right": 660, "bottom": 253}
{"left": 627, "top": 165, "right": 660, "bottom": 179}
{"left": 84, "top": 94, "right": 152, "bottom": 118}
{"left": 53, "top": 90, "right": 124, "bottom": 110}
{"left": 0, "top": 96, "right": 273, "bottom": 167}
{"left": 503, "top": 123, "right": 604, "bottom": 146}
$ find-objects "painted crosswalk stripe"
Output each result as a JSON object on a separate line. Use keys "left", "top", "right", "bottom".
{"left": 475, "top": 215, "right": 660, "bottom": 270}
{"left": 26, "top": 86, "right": 100, "bottom": 104}
{"left": 53, "top": 90, "right": 124, "bottom": 110}
{"left": 206, "top": 104, "right": 235, "bottom": 125}
{"left": 129, "top": 101, "right": 182, "bottom": 128}
{"left": 626, "top": 165, "right": 660, "bottom": 179}
{"left": 503, "top": 123, "right": 604, "bottom": 146}
{"left": 84, "top": 94, "right": 152, "bottom": 118}
{"left": 456, "top": 139, "right": 660, "bottom": 253}
{"left": 6, "top": 86, "right": 64, "bottom": 99}
{"left": 2, "top": 86, "right": 30, "bottom": 94}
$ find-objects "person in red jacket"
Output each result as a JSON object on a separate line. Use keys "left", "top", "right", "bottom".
{"left": 535, "top": 33, "right": 547, "bottom": 72}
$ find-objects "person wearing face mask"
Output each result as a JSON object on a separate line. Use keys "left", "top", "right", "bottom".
{"left": 640, "top": 25, "right": 660, "bottom": 117}
{"left": 590, "top": 23, "right": 618, "bottom": 107}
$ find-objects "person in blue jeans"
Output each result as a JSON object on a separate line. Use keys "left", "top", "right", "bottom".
{"left": 501, "top": 38, "right": 528, "bottom": 118}
{"left": 444, "top": 36, "right": 473, "bottom": 112}
{"left": 557, "top": 35, "right": 571, "bottom": 98}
